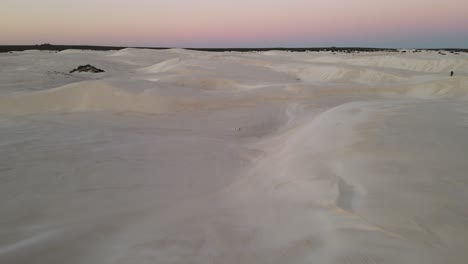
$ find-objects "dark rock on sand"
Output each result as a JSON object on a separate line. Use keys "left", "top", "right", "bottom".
{"left": 70, "top": 64, "right": 105, "bottom": 73}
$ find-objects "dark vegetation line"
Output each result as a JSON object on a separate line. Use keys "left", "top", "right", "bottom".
{"left": 187, "top": 47, "right": 399, "bottom": 52}
{"left": 0, "top": 44, "right": 467, "bottom": 53}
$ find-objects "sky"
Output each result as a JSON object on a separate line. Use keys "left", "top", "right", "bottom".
{"left": 2, "top": 0, "right": 468, "bottom": 48}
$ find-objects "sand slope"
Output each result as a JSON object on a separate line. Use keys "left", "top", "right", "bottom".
{"left": 1, "top": 49, "right": 468, "bottom": 263}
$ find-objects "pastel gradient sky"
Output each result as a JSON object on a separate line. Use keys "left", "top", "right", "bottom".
{"left": 2, "top": 0, "right": 468, "bottom": 48}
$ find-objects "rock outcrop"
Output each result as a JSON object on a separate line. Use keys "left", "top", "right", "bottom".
{"left": 70, "top": 64, "right": 105, "bottom": 73}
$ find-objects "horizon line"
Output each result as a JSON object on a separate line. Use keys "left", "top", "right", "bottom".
{"left": 1, "top": 44, "right": 467, "bottom": 52}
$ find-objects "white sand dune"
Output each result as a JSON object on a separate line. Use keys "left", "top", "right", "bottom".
{"left": 0, "top": 81, "right": 176, "bottom": 115}
{"left": 1, "top": 49, "right": 468, "bottom": 264}
{"left": 139, "top": 57, "right": 183, "bottom": 73}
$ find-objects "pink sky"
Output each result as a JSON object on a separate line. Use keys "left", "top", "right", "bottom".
{"left": 2, "top": 0, "right": 468, "bottom": 47}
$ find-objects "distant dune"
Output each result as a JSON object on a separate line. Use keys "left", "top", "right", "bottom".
{"left": 2, "top": 44, "right": 468, "bottom": 54}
